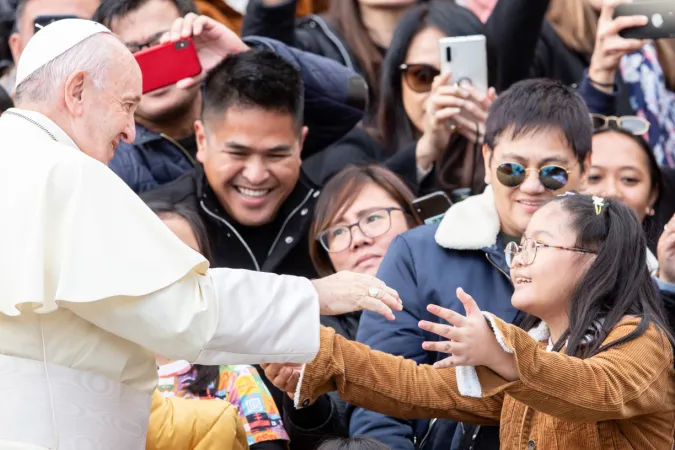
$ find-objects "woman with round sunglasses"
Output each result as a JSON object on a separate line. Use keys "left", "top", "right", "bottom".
{"left": 264, "top": 194, "right": 675, "bottom": 450}
{"left": 302, "top": 1, "right": 498, "bottom": 201}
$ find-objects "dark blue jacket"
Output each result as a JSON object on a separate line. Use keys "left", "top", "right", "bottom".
{"left": 110, "top": 36, "right": 368, "bottom": 194}
{"left": 349, "top": 186, "right": 521, "bottom": 450}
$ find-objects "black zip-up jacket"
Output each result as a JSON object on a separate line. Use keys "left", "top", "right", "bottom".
{"left": 141, "top": 166, "right": 354, "bottom": 449}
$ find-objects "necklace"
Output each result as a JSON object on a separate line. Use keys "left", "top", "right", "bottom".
{"left": 3, "top": 110, "right": 57, "bottom": 142}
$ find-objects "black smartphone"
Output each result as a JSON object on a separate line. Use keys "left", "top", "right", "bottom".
{"left": 412, "top": 191, "right": 453, "bottom": 225}
{"left": 34, "top": 15, "right": 78, "bottom": 34}
{"left": 615, "top": 1, "right": 675, "bottom": 40}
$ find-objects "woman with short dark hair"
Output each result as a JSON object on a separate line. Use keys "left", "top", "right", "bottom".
{"left": 310, "top": 164, "right": 419, "bottom": 277}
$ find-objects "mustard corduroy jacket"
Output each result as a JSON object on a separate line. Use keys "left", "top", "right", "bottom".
{"left": 297, "top": 318, "right": 675, "bottom": 449}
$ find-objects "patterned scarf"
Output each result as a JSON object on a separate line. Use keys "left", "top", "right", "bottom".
{"left": 620, "top": 43, "right": 675, "bottom": 168}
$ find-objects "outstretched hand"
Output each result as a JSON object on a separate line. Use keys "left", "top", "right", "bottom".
{"left": 261, "top": 363, "right": 302, "bottom": 400}
{"left": 418, "top": 287, "right": 519, "bottom": 383}
{"left": 311, "top": 271, "right": 402, "bottom": 321}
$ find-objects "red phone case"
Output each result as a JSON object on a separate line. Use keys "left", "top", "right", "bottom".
{"left": 134, "top": 38, "right": 202, "bottom": 94}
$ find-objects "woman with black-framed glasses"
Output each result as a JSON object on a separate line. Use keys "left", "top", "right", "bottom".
{"left": 310, "top": 165, "right": 420, "bottom": 278}
{"left": 267, "top": 165, "right": 420, "bottom": 450}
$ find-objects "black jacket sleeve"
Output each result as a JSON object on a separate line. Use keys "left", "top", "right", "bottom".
{"left": 484, "top": 0, "right": 551, "bottom": 91}
{"left": 241, "top": 0, "right": 299, "bottom": 45}
{"left": 243, "top": 36, "right": 367, "bottom": 158}
{"left": 282, "top": 393, "right": 349, "bottom": 448}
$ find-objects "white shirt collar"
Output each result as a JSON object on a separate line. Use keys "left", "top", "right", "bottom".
{"left": 3, "top": 108, "right": 80, "bottom": 151}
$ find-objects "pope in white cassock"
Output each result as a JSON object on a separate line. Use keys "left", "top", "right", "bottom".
{"left": 0, "top": 15, "right": 401, "bottom": 450}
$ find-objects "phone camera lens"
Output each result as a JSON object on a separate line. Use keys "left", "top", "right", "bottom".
{"left": 445, "top": 47, "right": 452, "bottom": 62}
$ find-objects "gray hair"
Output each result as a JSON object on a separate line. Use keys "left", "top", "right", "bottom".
{"left": 14, "top": 33, "right": 117, "bottom": 105}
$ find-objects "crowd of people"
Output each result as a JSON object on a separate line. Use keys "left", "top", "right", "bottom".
{"left": 1, "top": 0, "right": 675, "bottom": 449}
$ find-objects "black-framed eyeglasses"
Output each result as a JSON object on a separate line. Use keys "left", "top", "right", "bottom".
{"left": 316, "top": 207, "right": 404, "bottom": 253}
{"left": 125, "top": 30, "right": 168, "bottom": 54}
{"left": 399, "top": 63, "right": 440, "bottom": 93}
{"left": 504, "top": 238, "right": 595, "bottom": 268}
{"left": 591, "top": 113, "right": 650, "bottom": 135}
{"left": 496, "top": 162, "right": 572, "bottom": 191}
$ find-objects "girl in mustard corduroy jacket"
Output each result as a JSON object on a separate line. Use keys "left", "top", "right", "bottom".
{"left": 266, "top": 194, "right": 675, "bottom": 450}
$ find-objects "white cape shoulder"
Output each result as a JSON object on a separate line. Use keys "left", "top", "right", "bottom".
{"left": 0, "top": 133, "right": 208, "bottom": 316}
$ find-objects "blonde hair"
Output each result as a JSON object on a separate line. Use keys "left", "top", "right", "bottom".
{"left": 547, "top": 0, "right": 675, "bottom": 90}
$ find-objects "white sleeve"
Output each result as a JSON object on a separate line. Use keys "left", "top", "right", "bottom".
{"left": 63, "top": 268, "right": 320, "bottom": 365}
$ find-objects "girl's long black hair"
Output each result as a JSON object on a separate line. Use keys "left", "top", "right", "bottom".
{"left": 147, "top": 200, "right": 220, "bottom": 394}
{"left": 520, "top": 194, "right": 674, "bottom": 358}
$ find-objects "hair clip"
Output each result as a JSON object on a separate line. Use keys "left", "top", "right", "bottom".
{"left": 592, "top": 196, "right": 605, "bottom": 215}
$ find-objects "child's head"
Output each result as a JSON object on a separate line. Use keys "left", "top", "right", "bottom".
{"left": 147, "top": 201, "right": 212, "bottom": 261}
{"left": 316, "top": 437, "right": 390, "bottom": 450}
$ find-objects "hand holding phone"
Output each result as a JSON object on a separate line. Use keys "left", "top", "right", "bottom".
{"left": 134, "top": 38, "right": 202, "bottom": 94}
{"left": 589, "top": 0, "right": 650, "bottom": 91}
{"left": 162, "top": 13, "right": 250, "bottom": 90}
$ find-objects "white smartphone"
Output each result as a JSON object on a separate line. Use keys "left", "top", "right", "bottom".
{"left": 438, "top": 35, "right": 488, "bottom": 94}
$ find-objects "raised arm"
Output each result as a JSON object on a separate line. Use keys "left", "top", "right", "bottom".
{"left": 292, "top": 327, "right": 503, "bottom": 425}
{"left": 241, "top": 0, "right": 299, "bottom": 45}
{"left": 485, "top": 0, "right": 551, "bottom": 91}
{"left": 42, "top": 153, "right": 399, "bottom": 366}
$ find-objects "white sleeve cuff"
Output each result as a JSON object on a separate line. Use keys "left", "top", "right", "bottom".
{"left": 293, "top": 363, "right": 308, "bottom": 408}
{"left": 455, "top": 312, "right": 513, "bottom": 399}
{"left": 195, "top": 269, "right": 320, "bottom": 365}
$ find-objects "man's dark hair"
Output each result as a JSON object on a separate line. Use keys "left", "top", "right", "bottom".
{"left": 202, "top": 48, "right": 304, "bottom": 133}
{"left": 484, "top": 78, "right": 592, "bottom": 168}
{"left": 92, "top": 0, "right": 197, "bottom": 28}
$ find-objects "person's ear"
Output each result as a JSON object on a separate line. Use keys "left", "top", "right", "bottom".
{"left": 298, "top": 126, "right": 308, "bottom": 157}
{"left": 195, "top": 120, "right": 207, "bottom": 164}
{"left": 579, "top": 152, "right": 592, "bottom": 192}
{"left": 63, "top": 70, "right": 86, "bottom": 116}
{"left": 482, "top": 144, "right": 493, "bottom": 185}
{"left": 8, "top": 33, "right": 22, "bottom": 66}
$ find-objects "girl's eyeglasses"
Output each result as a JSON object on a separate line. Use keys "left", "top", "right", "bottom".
{"left": 496, "top": 162, "right": 571, "bottom": 191}
{"left": 400, "top": 63, "right": 440, "bottom": 93}
{"left": 591, "top": 114, "right": 650, "bottom": 135}
{"left": 505, "top": 238, "right": 596, "bottom": 268}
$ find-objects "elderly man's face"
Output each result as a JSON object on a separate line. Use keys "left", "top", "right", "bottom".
{"left": 72, "top": 38, "right": 141, "bottom": 164}
{"left": 9, "top": 0, "right": 100, "bottom": 63}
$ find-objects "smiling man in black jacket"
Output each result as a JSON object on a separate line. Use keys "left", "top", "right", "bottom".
{"left": 141, "top": 49, "right": 348, "bottom": 449}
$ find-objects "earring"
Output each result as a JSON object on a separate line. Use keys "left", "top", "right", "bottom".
{"left": 646, "top": 206, "right": 655, "bottom": 216}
